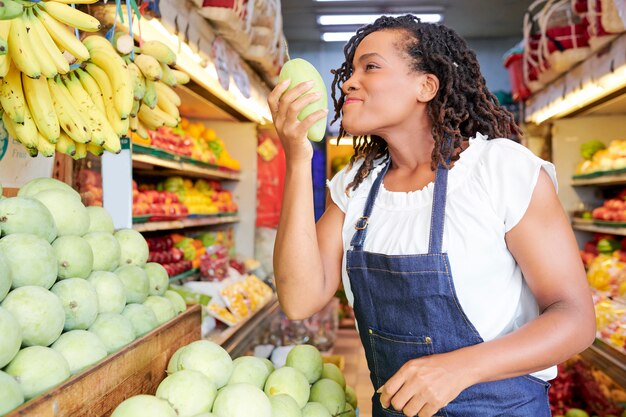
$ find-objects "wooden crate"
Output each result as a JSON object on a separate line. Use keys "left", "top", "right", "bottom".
{"left": 6, "top": 304, "right": 202, "bottom": 417}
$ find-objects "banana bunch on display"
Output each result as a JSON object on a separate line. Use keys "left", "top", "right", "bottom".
{"left": 113, "top": 37, "right": 190, "bottom": 139}
{"left": 0, "top": 0, "right": 100, "bottom": 79}
{"left": 0, "top": 33, "right": 132, "bottom": 159}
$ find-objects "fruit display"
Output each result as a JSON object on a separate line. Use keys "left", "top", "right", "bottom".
{"left": 153, "top": 177, "right": 238, "bottom": 216}
{"left": 0, "top": 177, "right": 185, "bottom": 414}
{"left": 180, "top": 118, "right": 240, "bottom": 170}
{"left": 575, "top": 139, "right": 626, "bottom": 176}
{"left": 111, "top": 341, "right": 358, "bottom": 417}
{"left": 550, "top": 359, "right": 626, "bottom": 416}
{"left": 146, "top": 235, "right": 195, "bottom": 277}
{"left": 132, "top": 181, "right": 189, "bottom": 219}
{"left": 76, "top": 168, "right": 103, "bottom": 207}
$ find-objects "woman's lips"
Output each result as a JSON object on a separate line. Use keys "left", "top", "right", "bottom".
{"left": 343, "top": 98, "right": 362, "bottom": 106}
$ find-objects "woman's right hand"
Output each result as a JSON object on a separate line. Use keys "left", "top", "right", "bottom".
{"left": 267, "top": 79, "right": 329, "bottom": 163}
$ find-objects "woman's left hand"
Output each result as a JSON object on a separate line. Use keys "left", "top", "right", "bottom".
{"left": 378, "top": 352, "right": 473, "bottom": 417}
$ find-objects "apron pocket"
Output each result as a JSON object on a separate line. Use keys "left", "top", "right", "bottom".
{"left": 368, "top": 327, "right": 434, "bottom": 389}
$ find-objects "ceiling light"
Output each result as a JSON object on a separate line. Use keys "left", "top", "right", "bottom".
{"left": 321, "top": 32, "right": 356, "bottom": 42}
{"left": 317, "top": 13, "right": 442, "bottom": 25}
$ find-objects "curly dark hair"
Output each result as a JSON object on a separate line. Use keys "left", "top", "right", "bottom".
{"left": 330, "top": 14, "right": 521, "bottom": 192}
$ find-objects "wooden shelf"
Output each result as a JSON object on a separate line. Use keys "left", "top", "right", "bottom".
{"left": 132, "top": 153, "right": 240, "bottom": 181}
{"left": 5, "top": 305, "right": 201, "bottom": 417}
{"left": 573, "top": 223, "right": 626, "bottom": 236}
{"left": 571, "top": 174, "right": 626, "bottom": 187}
{"left": 207, "top": 296, "right": 280, "bottom": 356}
{"left": 580, "top": 338, "right": 626, "bottom": 388}
{"left": 133, "top": 215, "right": 240, "bottom": 232}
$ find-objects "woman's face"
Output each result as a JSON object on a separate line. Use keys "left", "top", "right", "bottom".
{"left": 340, "top": 29, "right": 428, "bottom": 137}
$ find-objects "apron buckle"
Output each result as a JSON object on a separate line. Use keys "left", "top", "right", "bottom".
{"left": 355, "top": 216, "right": 369, "bottom": 230}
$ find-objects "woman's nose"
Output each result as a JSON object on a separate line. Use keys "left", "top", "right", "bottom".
{"left": 342, "top": 79, "right": 357, "bottom": 94}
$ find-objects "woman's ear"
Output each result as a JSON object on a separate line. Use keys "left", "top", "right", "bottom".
{"left": 416, "top": 73, "right": 439, "bottom": 103}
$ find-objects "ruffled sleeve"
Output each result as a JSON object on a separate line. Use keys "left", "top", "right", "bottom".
{"left": 326, "top": 159, "right": 364, "bottom": 213}
{"left": 478, "top": 139, "right": 558, "bottom": 232}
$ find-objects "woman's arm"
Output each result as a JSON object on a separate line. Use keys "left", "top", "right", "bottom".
{"left": 269, "top": 80, "right": 344, "bottom": 320}
{"left": 379, "top": 169, "right": 596, "bottom": 416}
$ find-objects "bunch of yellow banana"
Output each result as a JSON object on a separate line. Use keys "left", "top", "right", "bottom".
{"left": 0, "top": 0, "right": 100, "bottom": 80}
{"left": 111, "top": 36, "right": 190, "bottom": 139}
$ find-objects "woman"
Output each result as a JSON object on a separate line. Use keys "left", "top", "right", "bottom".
{"left": 269, "top": 15, "right": 595, "bottom": 417}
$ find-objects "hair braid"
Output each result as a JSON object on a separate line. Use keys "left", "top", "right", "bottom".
{"left": 329, "top": 15, "right": 522, "bottom": 193}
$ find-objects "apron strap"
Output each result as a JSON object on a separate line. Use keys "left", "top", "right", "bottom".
{"left": 428, "top": 163, "right": 449, "bottom": 254}
{"left": 350, "top": 160, "right": 390, "bottom": 249}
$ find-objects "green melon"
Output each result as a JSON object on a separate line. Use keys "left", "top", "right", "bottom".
{"left": 143, "top": 296, "right": 176, "bottom": 325}
{"left": 309, "top": 379, "right": 346, "bottom": 415}
{"left": 144, "top": 262, "right": 169, "bottom": 296}
{"left": 1, "top": 286, "right": 65, "bottom": 346}
{"left": 212, "top": 383, "right": 271, "bottom": 417}
{"left": 156, "top": 369, "right": 218, "bottom": 417}
{"left": 0, "top": 233, "right": 58, "bottom": 289}
{"left": 50, "top": 278, "right": 99, "bottom": 331}
{"left": 18, "top": 177, "right": 81, "bottom": 200}
{"left": 0, "top": 307, "right": 21, "bottom": 368}
{"left": 88, "top": 313, "right": 136, "bottom": 354}
{"left": 5, "top": 346, "right": 70, "bottom": 400}
{"left": 301, "top": 402, "right": 331, "bottom": 417}
{"left": 53, "top": 235, "right": 94, "bottom": 279}
{"left": 115, "top": 265, "right": 150, "bottom": 303}
{"left": 115, "top": 229, "right": 149, "bottom": 267}
{"left": 0, "top": 251, "right": 11, "bottom": 302}
{"left": 228, "top": 356, "right": 271, "bottom": 389}
{"left": 111, "top": 395, "right": 177, "bottom": 417}
{"left": 87, "top": 271, "right": 127, "bottom": 314}
{"left": 286, "top": 344, "right": 323, "bottom": 384}
{"left": 0, "top": 196, "right": 57, "bottom": 242}
{"left": 83, "top": 232, "right": 121, "bottom": 272}
{"left": 32, "top": 189, "right": 90, "bottom": 236}
{"left": 86, "top": 206, "right": 115, "bottom": 234}
{"left": 269, "top": 394, "right": 302, "bottom": 417}
{"left": 0, "top": 370, "right": 24, "bottom": 415}
{"left": 264, "top": 366, "right": 310, "bottom": 408}
{"left": 122, "top": 303, "right": 159, "bottom": 337}
{"left": 321, "top": 363, "right": 345, "bottom": 389}
{"left": 51, "top": 330, "right": 107, "bottom": 375}
{"left": 164, "top": 290, "right": 186, "bottom": 314}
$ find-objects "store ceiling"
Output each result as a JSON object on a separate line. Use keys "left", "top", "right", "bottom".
{"left": 280, "top": 0, "right": 534, "bottom": 43}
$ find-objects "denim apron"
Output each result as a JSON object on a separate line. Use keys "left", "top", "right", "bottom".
{"left": 346, "top": 160, "right": 551, "bottom": 417}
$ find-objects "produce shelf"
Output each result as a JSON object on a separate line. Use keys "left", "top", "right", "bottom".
{"left": 580, "top": 338, "right": 626, "bottom": 388}
{"left": 133, "top": 215, "right": 240, "bottom": 232}
{"left": 573, "top": 223, "right": 626, "bottom": 236}
{"left": 5, "top": 305, "right": 202, "bottom": 417}
{"left": 132, "top": 152, "right": 241, "bottom": 181}
{"left": 208, "top": 296, "right": 280, "bottom": 356}
{"left": 571, "top": 174, "right": 626, "bottom": 187}
{"left": 169, "top": 268, "right": 200, "bottom": 284}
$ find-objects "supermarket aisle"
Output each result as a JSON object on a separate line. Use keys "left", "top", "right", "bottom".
{"left": 334, "top": 328, "right": 374, "bottom": 417}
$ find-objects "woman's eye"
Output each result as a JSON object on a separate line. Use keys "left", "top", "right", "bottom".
{"left": 365, "top": 63, "right": 378, "bottom": 70}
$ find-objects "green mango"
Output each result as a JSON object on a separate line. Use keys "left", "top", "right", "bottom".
{"left": 278, "top": 58, "right": 328, "bottom": 142}
{"left": 566, "top": 409, "right": 589, "bottom": 417}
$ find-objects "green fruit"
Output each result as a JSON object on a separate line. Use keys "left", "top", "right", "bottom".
{"left": 115, "top": 229, "right": 149, "bottom": 267}
{"left": 116, "top": 265, "right": 150, "bottom": 303}
{"left": 0, "top": 251, "right": 11, "bottom": 302}
{"left": 53, "top": 235, "right": 94, "bottom": 279}
{"left": 2, "top": 286, "right": 65, "bottom": 346}
{"left": 88, "top": 313, "right": 136, "bottom": 354}
{"left": 345, "top": 386, "right": 357, "bottom": 410}
{"left": 87, "top": 271, "right": 127, "bottom": 314}
{"left": 86, "top": 206, "right": 114, "bottom": 234}
{"left": 174, "top": 340, "right": 233, "bottom": 389}
{"left": 84, "top": 232, "right": 121, "bottom": 272}
{"left": 32, "top": 189, "right": 90, "bottom": 236}
{"left": 164, "top": 290, "right": 186, "bottom": 314}
{"left": 0, "top": 197, "right": 57, "bottom": 242}
{"left": 144, "top": 263, "right": 169, "bottom": 296}
{"left": 0, "top": 233, "right": 58, "bottom": 289}
{"left": 321, "top": 363, "right": 345, "bottom": 389}
{"left": 227, "top": 356, "right": 270, "bottom": 389}
{"left": 212, "top": 383, "right": 271, "bottom": 417}
{"left": 269, "top": 394, "right": 301, "bottom": 417}
{"left": 111, "top": 395, "right": 176, "bottom": 417}
{"left": 156, "top": 370, "right": 217, "bottom": 417}
{"left": 18, "top": 177, "right": 81, "bottom": 200}
{"left": 278, "top": 58, "right": 328, "bottom": 142}
{"left": 264, "top": 366, "right": 310, "bottom": 408}
{"left": 143, "top": 295, "right": 176, "bottom": 325}
{"left": 285, "top": 344, "right": 323, "bottom": 384}
{"left": 566, "top": 409, "right": 590, "bottom": 417}
{"left": 309, "top": 378, "right": 346, "bottom": 415}
{"left": 342, "top": 403, "right": 356, "bottom": 417}
{"left": 122, "top": 303, "right": 158, "bottom": 337}
{"left": 50, "top": 278, "right": 99, "bottom": 331}
{"left": 0, "top": 370, "right": 24, "bottom": 415}
{"left": 301, "top": 402, "right": 331, "bottom": 417}
{"left": 51, "top": 330, "right": 107, "bottom": 375}
{"left": 5, "top": 346, "right": 70, "bottom": 400}
{"left": 0, "top": 307, "right": 21, "bottom": 368}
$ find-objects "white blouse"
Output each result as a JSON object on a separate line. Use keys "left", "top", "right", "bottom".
{"left": 327, "top": 133, "right": 558, "bottom": 381}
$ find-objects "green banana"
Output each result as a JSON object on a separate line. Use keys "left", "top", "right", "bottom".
{"left": 0, "top": 0, "right": 24, "bottom": 21}
{"left": 139, "top": 40, "right": 176, "bottom": 65}
{"left": 142, "top": 78, "right": 158, "bottom": 109}
{"left": 0, "top": 20, "right": 10, "bottom": 55}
